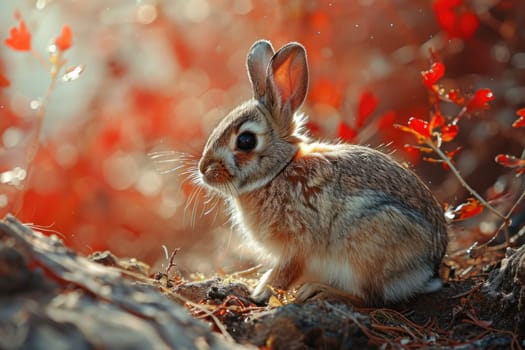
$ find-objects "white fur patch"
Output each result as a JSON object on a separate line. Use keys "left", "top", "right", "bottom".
{"left": 305, "top": 255, "right": 362, "bottom": 298}
{"left": 239, "top": 120, "right": 268, "bottom": 135}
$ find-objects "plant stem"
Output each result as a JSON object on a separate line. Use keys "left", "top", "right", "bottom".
{"left": 477, "top": 187, "right": 525, "bottom": 251}
{"left": 427, "top": 141, "right": 506, "bottom": 221}
{"left": 12, "top": 52, "right": 63, "bottom": 214}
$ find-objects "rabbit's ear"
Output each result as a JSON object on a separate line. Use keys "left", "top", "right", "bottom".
{"left": 247, "top": 40, "right": 275, "bottom": 99}
{"left": 266, "top": 43, "right": 308, "bottom": 122}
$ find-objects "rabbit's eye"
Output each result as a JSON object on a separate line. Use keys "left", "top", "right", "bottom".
{"left": 236, "top": 132, "right": 257, "bottom": 151}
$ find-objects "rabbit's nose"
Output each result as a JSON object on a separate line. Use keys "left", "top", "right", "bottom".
{"left": 199, "top": 157, "right": 230, "bottom": 185}
{"left": 199, "top": 157, "right": 213, "bottom": 176}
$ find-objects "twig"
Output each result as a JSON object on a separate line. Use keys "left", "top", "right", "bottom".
{"left": 13, "top": 51, "right": 65, "bottom": 214}
{"left": 161, "top": 245, "right": 181, "bottom": 277}
{"left": 428, "top": 141, "right": 506, "bottom": 221}
{"left": 480, "top": 188, "right": 525, "bottom": 250}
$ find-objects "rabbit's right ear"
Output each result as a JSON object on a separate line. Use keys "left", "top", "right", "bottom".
{"left": 246, "top": 40, "right": 275, "bottom": 99}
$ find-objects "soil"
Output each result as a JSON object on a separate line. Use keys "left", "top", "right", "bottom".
{"left": 0, "top": 215, "right": 523, "bottom": 349}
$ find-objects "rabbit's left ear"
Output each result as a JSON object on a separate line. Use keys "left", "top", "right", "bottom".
{"left": 247, "top": 40, "right": 275, "bottom": 99}
{"left": 266, "top": 43, "right": 309, "bottom": 121}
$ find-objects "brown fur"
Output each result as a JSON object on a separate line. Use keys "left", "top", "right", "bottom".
{"left": 198, "top": 40, "right": 448, "bottom": 305}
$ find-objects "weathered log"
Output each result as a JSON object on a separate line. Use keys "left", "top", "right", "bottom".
{"left": 0, "top": 215, "right": 249, "bottom": 350}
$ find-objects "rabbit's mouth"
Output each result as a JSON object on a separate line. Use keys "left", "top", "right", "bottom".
{"left": 198, "top": 157, "right": 238, "bottom": 195}
{"left": 200, "top": 162, "right": 232, "bottom": 185}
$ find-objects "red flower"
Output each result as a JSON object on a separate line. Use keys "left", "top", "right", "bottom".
{"left": 0, "top": 72, "right": 10, "bottom": 88}
{"left": 433, "top": 0, "right": 479, "bottom": 40}
{"left": 55, "top": 25, "right": 73, "bottom": 52}
{"left": 513, "top": 108, "right": 525, "bottom": 128}
{"left": 337, "top": 122, "right": 357, "bottom": 142}
{"left": 356, "top": 91, "right": 378, "bottom": 128}
{"left": 4, "top": 19, "right": 31, "bottom": 51}
{"left": 421, "top": 61, "right": 445, "bottom": 90}
{"left": 466, "top": 88, "right": 494, "bottom": 111}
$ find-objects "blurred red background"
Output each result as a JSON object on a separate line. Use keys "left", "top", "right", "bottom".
{"left": 0, "top": 0, "right": 523, "bottom": 274}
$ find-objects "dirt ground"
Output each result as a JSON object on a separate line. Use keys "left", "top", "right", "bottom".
{"left": 1, "top": 215, "right": 523, "bottom": 349}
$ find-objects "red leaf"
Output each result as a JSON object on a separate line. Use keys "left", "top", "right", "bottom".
{"left": 513, "top": 108, "right": 525, "bottom": 128}
{"left": 422, "top": 156, "right": 445, "bottom": 166}
{"left": 447, "top": 89, "right": 464, "bottom": 105}
{"left": 495, "top": 154, "right": 525, "bottom": 169}
{"left": 0, "top": 72, "right": 10, "bottom": 88}
{"left": 403, "top": 144, "right": 423, "bottom": 157}
{"left": 356, "top": 91, "right": 378, "bottom": 128}
{"left": 430, "top": 112, "right": 446, "bottom": 130}
{"left": 441, "top": 124, "right": 459, "bottom": 142}
{"left": 445, "top": 198, "right": 484, "bottom": 221}
{"left": 395, "top": 123, "right": 429, "bottom": 144}
{"left": 55, "top": 25, "right": 73, "bottom": 52}
{"left": 421, "top": 62, "right": 445, "bottom": 90}
{"left": 429, "top": 112, "right": 458, "bottom": 142}
{"left": 440, "top": 146, "right": 463, "bottom": 170}
{"left": 337, "top": 122, "right": 357, "bottom": 142}
{"left": 434, "top": 8, "right": 456, "bottom": 36}
{"left": 466, "top": 88, "right": 494, "bottom": 111}
{"left": 4, "top": 19, "right": 31, "bottom": 51}
{"left": 404, "top": 144, "right": 433, "bottom": 154}
{"left": 457, "top": 11, "right": 479, "bottom": 40}
{"left": 433, "top": 0, "right": 479, "bottom": 40}
{"left": 446, "top": 146, "right": 463, "bottom": 160}
{"left": 395, "top": 117, "right": 433, "bottom": 144}
{"left": 408, "top": 117, "right": 431, "bottom": 138}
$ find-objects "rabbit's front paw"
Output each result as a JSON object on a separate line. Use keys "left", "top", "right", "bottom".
{"left": 250, "top": 268, "right": 274, "bottom": 305}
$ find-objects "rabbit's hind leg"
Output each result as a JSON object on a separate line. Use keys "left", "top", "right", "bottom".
{"left": 294, "top": 282, "right": 367, "bottom": 307}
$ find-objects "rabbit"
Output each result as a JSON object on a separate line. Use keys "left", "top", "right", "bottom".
{"left": 197, "top": 40, "right": 448, "bottom": 306}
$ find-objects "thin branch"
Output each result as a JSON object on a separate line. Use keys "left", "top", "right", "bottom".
{"left": 483, "top": 188, "right": 525, "bottom": 249}
{"left": 427, "top": 141, "right": 506, "bottom": 221}
{"left": 13, "top": 52, "right": 64, "bottom": 214}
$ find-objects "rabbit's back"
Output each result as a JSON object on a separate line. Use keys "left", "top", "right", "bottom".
{"left": 233, "top": 142, "right": 448, "bottom": 303}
